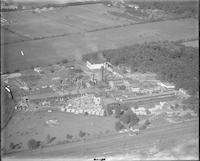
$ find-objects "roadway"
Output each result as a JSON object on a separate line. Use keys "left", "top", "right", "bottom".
{"left": 5, "top": 119, "right": 198, "bottom": 159}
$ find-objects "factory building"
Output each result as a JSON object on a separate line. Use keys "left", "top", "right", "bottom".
{"left": 86, "top": 61, "right": 112, "bottom": 70}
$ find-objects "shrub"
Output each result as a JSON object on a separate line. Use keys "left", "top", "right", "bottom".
{"left": 10, "top": 142, "right": 22, "bottom": 150}
{"left": 120, "top": 110, "right": 139, "bottom": 126}
{"left": 134, "top": 105, "right": 139, "bottom": 109}
{"left": 62, "top": 59, "right": 68, "bottom": 64}
{"left": 106, "top": 106, "right": 113, "bottom": 116}
{"left": 9, "top": 142, "right": 14, "bottom": 149}
{"left": 46, "top": 134, "right": 56, "bottom": 144}
{"left": 27, "top": 139, "right": 40, "bottom": 150}
{"left": 66, "top": 134, "right": 73, "bottom": 139}
{"left": 120, "top": 112, "right": 131, "bottom": 124}
{"left": 144, "top": 119, "right": 151, "bottom": 126}
{"left": 139, "top": 119, "right": 151, "bottom": 130}
{"left": 79, "top": 131, "right": 86, "bottom": 137}
{"left": 129, "top": 112, "right": 139, "bottom": 125}
{"left": 14, "top": 69, "right": 20, "bottom": 73}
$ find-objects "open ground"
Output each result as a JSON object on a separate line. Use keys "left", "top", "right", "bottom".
{"left": 4, "top": 119, "right": 198, "bottom": 159}
{"left": 2, "top": 110, "right": 117, "bottom": 153}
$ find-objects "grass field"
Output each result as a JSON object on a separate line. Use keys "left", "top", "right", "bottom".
{"left": 2, "top": 110, "right": 117, "bottom": 153}
{"left": 2, "top": 18, "right": 198, "bottom": 73}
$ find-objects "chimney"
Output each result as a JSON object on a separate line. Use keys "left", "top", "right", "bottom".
{"left": 101, "top": 66, "right": 104, "bottom": 81}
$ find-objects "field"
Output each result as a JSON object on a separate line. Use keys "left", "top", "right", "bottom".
{"left": 2, "top": 110, "right": 117, "bottom": 153}
{"left": 1, "top": 15, "right": 198, "bottom": 73}
{"left": 2, "top": 4, "right": 133, "bottom": 43}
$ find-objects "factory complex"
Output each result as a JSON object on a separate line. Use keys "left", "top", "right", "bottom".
{"left": 2, "top": 59, "right": 188, "bottom": 118}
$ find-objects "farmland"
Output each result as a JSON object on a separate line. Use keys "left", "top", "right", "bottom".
{"left": 1, "top": 16, "right": 198, "bottom": 73}
{"left": 2, "top": 4, "right": 134, "bottom": 43}
{"left": 1, "top": 2, "right": 198, "bottom": 73}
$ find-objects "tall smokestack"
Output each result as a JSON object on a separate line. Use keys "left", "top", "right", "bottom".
{"left": 92, "top": 73, "right": 95, "bottom": 82}
{"left": 101, "top": 66, "right": 104, "bottom": 81}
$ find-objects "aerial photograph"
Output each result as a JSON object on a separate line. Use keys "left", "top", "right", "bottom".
{"left": 1, "top": 0, "right": 199, "bottom": 160}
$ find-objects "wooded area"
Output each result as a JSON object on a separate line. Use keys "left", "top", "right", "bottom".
{"left": 83, "top": 41, "right": 199, "bottom": 112}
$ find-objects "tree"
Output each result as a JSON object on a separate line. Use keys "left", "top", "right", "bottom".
{"left": 46, "top": 134, "right": 56, "bottom": 144}
{"left": 66, "top": 134, "right": 73, "bottom": 139}
{"left": 129, "top": 112, "right": 139, "bottom": 127}
{"left": 120, "top": 112, "right": 131, "bottom": 124}
{"left": 27, "top": 139, "right": 40, "bottom": 150}
{"left": 106, "top": 106, "right": 113, "bottom": 116}
{"left": 17, "top": 4, "right": 23, "bottom": 10}
{"left": 79, "top": 131, "right": 86, "bottom": 137}
{"left": 6, "top": 0, "right": 13, "bottom": 4}
{"left": 134, "top": 105, "right": 139, "bottom": 109}
{"left": 115, "top": 107, "right": 121, "bottom": 118}
{"left": 115, "top": 121, "right": 124, "bottom": 131}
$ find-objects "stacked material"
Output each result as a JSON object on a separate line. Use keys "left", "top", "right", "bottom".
{"left": 60, "top": 94, "right": 104, "bottom": 116}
